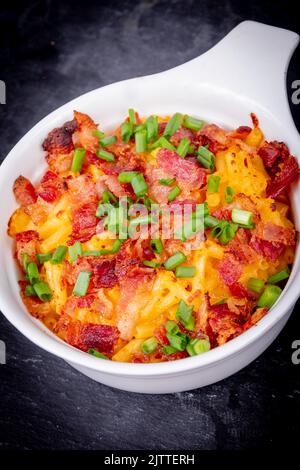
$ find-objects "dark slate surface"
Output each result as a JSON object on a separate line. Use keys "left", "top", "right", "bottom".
{"left": 0, "top": 0, "right": 300, "bottom": 451}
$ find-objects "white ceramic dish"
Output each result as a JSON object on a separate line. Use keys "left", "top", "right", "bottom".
{"left": 0, "top": 21, "right": 299, "bottom": 393}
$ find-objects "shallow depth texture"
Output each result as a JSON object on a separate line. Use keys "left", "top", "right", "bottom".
{"left": 0, "top": 0, "right": 300, "bottom": 450}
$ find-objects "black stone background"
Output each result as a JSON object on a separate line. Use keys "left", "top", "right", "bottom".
{"left": 0, "top": 0, "right": 299, "bottom": 451}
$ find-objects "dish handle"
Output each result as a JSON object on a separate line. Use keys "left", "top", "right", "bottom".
{"left": 171, "top": 20, "right": 299, "bottom": 120}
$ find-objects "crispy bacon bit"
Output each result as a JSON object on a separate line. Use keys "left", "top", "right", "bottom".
{"left": 266, "top": 155, "right": 299, "bottom": 199}
{"left": 227, "top": 228, "right": 255, "bottom": 264}
{"left": 43, "top": 119, "right": 77, "bottom": 154}
{"left": 197, "top": 124, "right": 228, "bottom": 153}
{"left": 250, "top": 236, "right": 284, "bottom": 261}
{"left": 72, "top": 111, "right": 98, "bottom": 152}
{"left": 63, "top": 257, "right": 94, "bottom": 285}
{"left": 154, "top": 325, "right": 169, "bottom": 345}
{"left": 157, "top": 148, "right": 207, "bottom": 190}
{"left": 218, "top": 254, "right": 242, "bottom": 286}
{"left": 162, "top": 350, "right": 189, "bottom": 361}
{"left": 243, "top": 307, "right": 268, "bottom": 331}
{"left": 255, "top": 222, "right": 295, "bottom": 246}
{"left": 208, "top": 302, "right": 243, "bottom": 345}
{"left": 13, "top": 176, "right": 37, "bottom": 206}
{"left": 19, "top": 281, "right": 53, "bottom": 319}
{"left": 66, "top": 321, "right": 119, "bottom": 353}
{"left": 67, "top": 174, "right": 97, "bottom": 206}
{"left": 229, "top": 126, "right": 252, "bottom": 140}
{"left": 170, "top": 127, "right": 195, "bottom": 147}
{"left": 258, "top": 142, "right": 282, "bottom": 173}
{"left": 91, "top": 259, "right": 118, "bottom": 289}
{"left": 212, "top": 208, "right": 232, "bottom": 221}
{"left": 37, "top": 170, "right": 64, "bottom": 203}
{"left": 68, "top": 201, "right": 98, "bottom": 245}
{"left": 15, "top": 230, "right": 39, "bottom": 267}
{"left": 229, "top": 282, "right": 256, "bottom": 300}
{"left": 114, "top": 241, "right": 140, "bottom": 279}
{"left": 96, "top": 174, "right": 132, "bottom": 198}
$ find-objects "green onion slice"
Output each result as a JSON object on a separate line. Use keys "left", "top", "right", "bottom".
{"left": 164, "top": 251, "right": 187, "bottom": 270}
{"left": 257, "top": 285, "right": 282, "bottom": 308}
{"left": 151, "top": 136, "right": 177, "bottom": 152}
{"left": 71, "top": 148, "right": 86, "bottom": 173}
{"left": 121, "top": 121, "right": 132, "bottom": 143}
{"left": 96, "top": 148, "right": 115, "bottom": 162}
{"left": 150, "top": 238, "right": 164, "bottom": 254}
{"left": 177, "top": 137, "right": 190, "bottom": 158}
{"left": 33, "top": 281, "right": 52, "bottom": 302}
{"left": 143, "top": 260, "right": 161, "bottom": 268}
{"left": 146, "top": 116, "right": 158, "bottom": 142}
{"left": 166, "top": 332, "right": 188, "bottom": 351}
{"left": 176, "top": 299, "right": 194, "bottom": 329}
{"left": 51, "top": 245, "right": 67, "bottom": 265}
{"left": 128, "top": 108, "right": 137, "bottom": 126}
{"left": 99, "top": 135, "right": 117, "bottom": 148}
{"left": 163, "top": 113, "right": 182, "bottom": 138}
{"left": 207, "top": 175, "right": 221, "bottom": 193}
{"left": 165, "top": 320, "right": 179, "bottom": 335}
{"left": 135, "top": 130, "right": 147, "bottom": 153}
{"left": 175, "top": 266, "right": 196, "bottom": 278}
{"left": 225, "top": 186, "right": 234, "bottom": 203}
{"left": 183, "top": 115, "right": 204, "bottom": 132}
{"left": 187, "top": 338, "right": 210, "bottom": 356}
{"left": 25, "top": 285, "right": 37, "bottom": 297}
{"left": 68, "top": 241, "right": 83, "bottom": 264}
{"left": 247, "top": 277, "right": 265, "bottom": 294}
{"left": 118, "top": 171, "right": 139, "bottom": 183}
{"left": 27, "top": 262, "right": 40, "bottom": 284}
{"left": 88, "top": 348, "right": 108, "bottom": 359}
{"left": 268, "top": 267, "right": 290, "bottom": 284}
{"left": 36, "top": 253, "right": 52, "bottom": 264}
{"left": 232, "top": 209, "right": 253, "bottom": 226}
{"left": 102, "top": 190, "right": 118, "bottom": 205}
{"left": 197, "top": 146, "right": 215, "bottom": 170}
{"left": 159, "top": 178, "right": 176, "bottom": 186}
{"left": 73, "top": 271, "right": 92, "bottom": 297}
{"left": 168, "top": 185, "right": 181, "bottom": 202}
{"left": 141, "top": 337, "right": 158, "bottom": 354}
{"left": 131, "top": 173, "right": 148, "bottom": 197}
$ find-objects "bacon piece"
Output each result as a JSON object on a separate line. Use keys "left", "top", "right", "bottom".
{"left": 13, "top": 176, "right": 37, "bottom": 206}
{"left": 243, "top": 307, "right": 268, "bottom": 331}
{"left": 218, "top": 254, "right": 242, "bottom": 286}
{"left": 227, "top": 228, "right": 255, "bottom": 264}
{"left": 67, "top": 174, "right": 97, "bottom": 206}
{"left": 72, "top": 111, "right": 98, "bottom": 152}
{"left": 91, "top": 259, "right": 118, "bottom": 289}
{"left": 161, "top": 350, "right": 189, "bottom": 361}
{"left": 258, "top": 141, "right": 282, "bottom": 173}
{"left": 96, "top": 174, "right": 132, "bottom": 198}
{"left": 154, "top": 325, "right": 169, "bottom": 346}
{"left": 19, "top": 281, "right": 53, "bottom": 319}
{"left": 43, "top": 119, "right": 77, "bottom": 154}
{"left": 250, "top": 236, "right": 284, "bottom": 261}
{"left": 15, "top": 230, "right": 39, "bottom": 267}
{"left": 116, "top": 267, "right": 155, "bottom": 340}
{"left": 114, "top": 241, "right": 140, "bottom": 279}
{"left": 229, "top": 282, "right": 255, "bottom": 300}
{"left": 68, "top": 201, "right": 98, "bottom": 245}
{"left": 208, "top": 303, "right": 243, "bottom": 345}
{"left": 24, "top": 200, "right": 50, "bottom": 225}
{"left": 157, "top": 148, "right": 207, "bottom": 191}
{"left": 229, "top": 126, "right": 252, "bottom": 140}
{"left": 66, "top": 321, "right": 119, "bottom": 354}
{"left": 197, "top": 124, "right": 228, "bottom": 153}
{"left": 254, "top": 222, "right": 295, "bottom": 246}
{"left": 212, "top": 208, "right": 232, "bottom": 221}
{"left": 266, "top": 155, "right": 299, "bottom": 198}
{"left": 37, "top": 170, "right": 65, "bottom": 203}
{"left": 170, "top": 127, "right": 195, "bottom": 147}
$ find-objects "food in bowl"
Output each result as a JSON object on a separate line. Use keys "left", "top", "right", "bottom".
{"left": 7, "top": 110, "right": 299, "bottom": 363}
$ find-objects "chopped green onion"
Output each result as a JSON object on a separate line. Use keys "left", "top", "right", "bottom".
{"left": 159, "top": 178, "right": 176, "bottom": 186}
{"left": 204, "top": 215, "right": 219, "bottom": 228}
{"left": 131, "top": 173, "right": 148, "bottom": 197}
{"left": 165, "top": 320, "right": 179, "bottom": 335}
{"left": 36, "top": 253, "right": 52, "bottom": 264}
{"left": 163, "top": 113, "right": 182, "bottom": 138}
{"left": 135, "top": 130, "right": 147, "bottom": 153}
{"left": 162, "top": 345, "right": 178, "bottom": 355}
{"left": 257, "top": 285, "right": 282, "bottom": 308}
{"left": 183, "top": 115, "right": 204, "bottom": 132}
{"left": 82, "top": 250, "right": 105, "bottom": 257}
{"left": 68, "top": 241, "right": 83, "bottom": 264}
{"left": 175, "top": 266, "right": 196, "bottom": 278}
{"left": 27, "top": 262, "right": 40, "bottom": 284}
{"left": 129, "top": 215, "right": 154, "bottom": 230}
{"left": 96, "top": 148, "right": 115, "bottom": 162}
{"left": 51, "top": 245, "right": 67, "bottom": 264}
{"left": 128, "top": 108, "right": 137, "bottom": 126}
{"left": 93, "top": 130, "right": 105, "bottom": 139}
{"left": 146, "top": 116, "right": 158, "bottom": 142}
{"left": 247, "top": 277, "right": 265, "bottom": 294}
{"left": 164, "top": 251, "right": 187, "bottom": 270}
{"left": 188, "top": 144, "right": 195, "bottom": 154}
{"left": 177, "top": 137, "right": 190, "bottom": 158}
{"left": 150, "top": 238, "right": 164, "bottom": 254}
{"left": 121, "top": 121, "right": 132, "bottom": 143}
{"left": 73, "top": 271, "right": 92, "bottom": 297}
{"left": 102, "top": 190, "right": 118, "bottom": 205}
{"left": 143, "top": 260, "right": 161, "bottom": 268}
{"left": 168, "top": 185, "right": 181, "bottom": 202}
{"left": 110, "top": 238, "right": 123, "bottom": 253}
{"left": 176, "top": 299, "right": 194, "bottom": 327}
{"left": 232, "top": 209, "right": 253, "bottom": 226}
{"left": 33, "top": 281, "right": 52, "bottom": 302}
{"left": 25, "top": 285, "right": 37, "bottom": 297}
{"left": 133, "top": 124, "right": 145, "bottom": 134}
{"left": 176, "top": 213, "right": 204, "bottom": 241}
{"left": 166, "top": 332, "right": 188, "bottom": 351}
{"left": 225, "top": 186, "right": 234, "bottom": 203}
{"left": 268, "top": 267, "right": 290, "bottom": 284}
{"left": 211, "top": 221, "right": 238, "bottom": 245}
{"left": 88, "top": 348, "right": 108, "bottom": 359}
{"left": 207, "top": 175, "right": 221, "bottom": 193}
{"left": 151, "top": 136, "right": 177, "bottom": 152}
{"left": 118, "top": 171, "right": 139, "bottom": 183}
{"left": 197, "top": 146, "right": 215, "bottom": 170}
{"left": 187, "top": 338, "right": 210, "bottom": 356}
{"left": 99, "top": 135, "right": 117, "bottom": 148}
{"left": 141, "top": 337, "right": 158, "bottom": 354}
{"left": 22, "top": 253, "right": 29, "bottom": 271}
{"left": 71, "top": 148, "right": 86, "bottom": 173}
